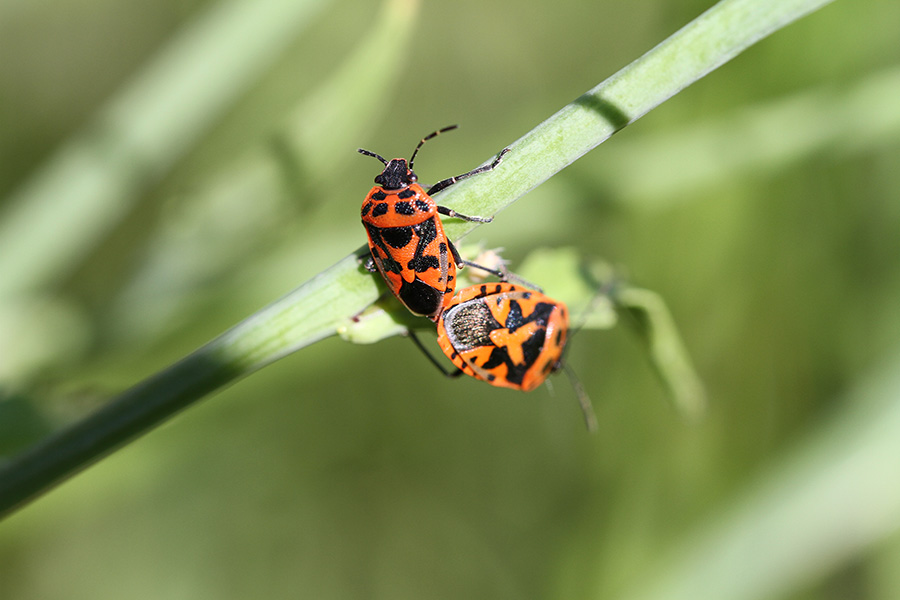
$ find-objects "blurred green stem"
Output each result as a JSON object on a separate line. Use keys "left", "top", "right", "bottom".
{"left": 0, "top": 0, "right": 834, "bottom": 519}
{"left": 0, "top": 0, "right": 327, "bottom": 298}
{"left": 108, "top": 0, "right": 420, "bottom": 343}
{"left": 607, "top": 350, "right": 900, "bottom": 600}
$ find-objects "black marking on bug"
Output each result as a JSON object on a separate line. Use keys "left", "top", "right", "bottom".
{"left": 505, "top": 300, "right": 556, "bottom": 334}
{"left": 398, "top": 278, "right": 443, "bottom": 316}
{"left": 366, "top": 218, "right": 448, "bottom": 317}
{"left": 481, "top": 333, "right": 547, "bottom": 385}
{"left": 365, "top": 224, "right": 403, "bottom": 274}
{"left": 502, "top": 300, "right": 527, "bottom": 331}
{"left": 371, "top": 191, "right": 387, "bottom": 201}
{"left": 372, "top": 203, "right": 389, "bottom": 217}
{"left": 407, "top": 252, "right": 440, "bottom": 274}
{"left": 494, "top": 300, "right": 559, "bottom": 384}
{"left": 374, "top": 253, "right": 403, "bottom": 275}
{"left": 361, "top": 202, "right": 373, "bottom": 217}
{"left": 379, "top": 226, "right": 414, "bottom": 249}
{"left": 395, "top": 201, "right": 415, "bottom": 216}
{"left": 398, "top": 189, "right": 416, "bottom": 199}
{"left": 415, "top": 200, "right": 431, "bottom": 212}
{"left": 406, "top": 218, "right": 442, "bottom": 273}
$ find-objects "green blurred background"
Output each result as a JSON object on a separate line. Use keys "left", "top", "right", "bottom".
{"left": 3, "top": 0, "right": 900, "bottom": 598}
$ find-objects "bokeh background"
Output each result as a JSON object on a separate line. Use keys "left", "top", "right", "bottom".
{"left": 2, "top": 0, "right": 900, "bottom": 598}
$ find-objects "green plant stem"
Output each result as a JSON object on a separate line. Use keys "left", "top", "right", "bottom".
{"left": 0, "top": 254, "right": 377, "bottom": 519}
{"left": 0, "top": 0, "right": 835, "bottom": 519}
{"left": 587, "top": 65, "right": 900, "bottom": 207}
{"left": 435, "top": 0, "right": 837, "bottom": 242}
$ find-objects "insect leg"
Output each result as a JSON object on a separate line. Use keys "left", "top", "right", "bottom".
{"left": 426, "top": 148, "right": 511, "bottom": 196}
{"left": 407, "top": 330, "right": 464, "bottom": 378}
{"left": 436, "top": 205, "right": 493, "bottom": 223}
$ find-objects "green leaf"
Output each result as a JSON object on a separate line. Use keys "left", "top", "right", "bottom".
{"left": 615, "top": 287, "right": 707, "bottom": 419}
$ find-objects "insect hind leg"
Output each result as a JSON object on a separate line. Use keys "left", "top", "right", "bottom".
{"left": 407, "top": 329, "right": 464, "bottom": 378}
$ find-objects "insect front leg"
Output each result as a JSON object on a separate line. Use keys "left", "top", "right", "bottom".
{"left": 426, "top": 147, "right": 511, "bottom": 196}
{"left": 359, "top": 251, "right": 378, "bottom": 273}
{"left": 437, "top": 205, "right": 493, "bottom": 223}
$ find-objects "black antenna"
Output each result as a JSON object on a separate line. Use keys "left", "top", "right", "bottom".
{"left": 357, "top": 148, "right": 388, "bottom": 165}
{"left": 553, "top": 276, "right": 620, "bottom": 433}
{"left": 562, "top": 362, "right": 599, "bottom": 433}
{"left": 409, "top": 125, "right": 458, "bottom": 170}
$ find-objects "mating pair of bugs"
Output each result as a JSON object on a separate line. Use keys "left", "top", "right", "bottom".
{"left": 358, "top": 126, "right": 595, "bottom": 429}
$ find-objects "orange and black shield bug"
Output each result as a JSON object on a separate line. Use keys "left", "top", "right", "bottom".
{"left": 436, "top": 282, "right": 568, "bottom": 392}
{"left": 359, "top": 126, "right": 509, "bottom": 321}
{"left": 407, "top": 278, "right": 598, "bottom": 431}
